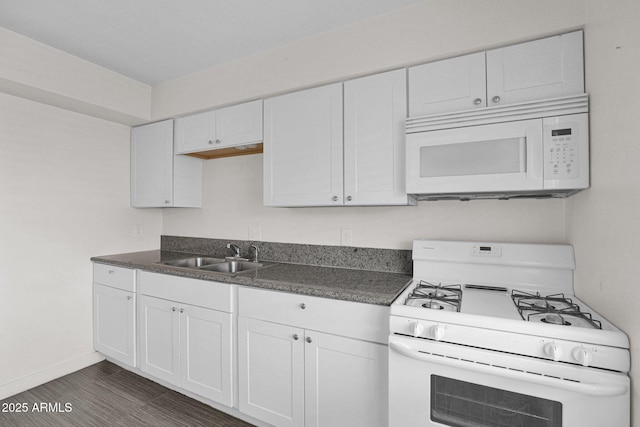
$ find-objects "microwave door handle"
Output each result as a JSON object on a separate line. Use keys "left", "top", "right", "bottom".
{"left": 389, "top": 340, "right": 628, "bottom": 397}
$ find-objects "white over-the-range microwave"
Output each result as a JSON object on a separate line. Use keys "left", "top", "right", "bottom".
{"left": 405, "top": 94, "right": 589, "bottom": 200}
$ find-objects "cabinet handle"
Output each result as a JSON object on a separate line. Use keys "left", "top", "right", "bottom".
{"left": 215, "top": 139, "right": 221, "bottom": 145}
{"left": 172, "top": 307, "right": 177, "bottom": 312}
{"left": 179, "top": 308, "right": 184, "bottom": 314}
{"left": 108, "top": 270, "right": 115, "bottom": 274}
{"left": 293, "top": 334, "right": 299, "bottom": 341}
{"left": 126, "top": 296, "right": 132, "bottom": 300}
{"left": 346, "top": 195, "right": 353, "bottom": 202}
{"left": 165, "top": 200, "right": 171, "bottom": 204}
{"left": 306, "top": 337, "right": 312, "bottom": 343}
{"left": 492, "top": 95, "right": 501, "bottom": 103}
{"left": 473, "top": 98, "right": 482, "bottom": 105}
{"left": 300, "top": 303, "right": 306, "bottom": 310}
{"left": 332, "top": 196, "right": 339, "bottom": 202}
{"left": 208, "top": 140, "right": 214, "bottom": 145}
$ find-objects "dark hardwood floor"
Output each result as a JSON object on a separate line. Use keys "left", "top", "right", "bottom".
{"left": 0, "top": 361, "right": 254, "bottom": 426}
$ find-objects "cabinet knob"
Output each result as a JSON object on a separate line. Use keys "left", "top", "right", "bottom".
{"left": 492, "top": 95, "right": 501, "bottom": 103}
{"left": 208, "top": 140, "right": 214, "bottom": 145}
{"left": 172, "top": 307, "right": 177, "bottom": 312}
{"left": 108, "top": 270, "right": 115, "bottom": 274}
{"left": 126, "top": 296, "right": 132, "bottom": 300}
{"left": 300, "top": 303, "right": 306, "bottom": 310}
{"left": 332, "top": 196, "right": 339, "bottom": 202}
{"left": 306, "top": 337, "right": 312, "bottom": 343}
{"left": 215, "top": 139, "right": 221, "bottom": 145}
{"left": 293, "top": 334, "right": 299, "bottom": 341}
{"left": 346, "top": 195, "right": 353, "bottom": 202}
{"left": 473, "top": 98, "right": 482, "bottom": 105}
{"left": 179, "top": 308, "right": 185, "bottom": 314}
{"left": 165, "top": 200, "right": 171, "bottom": 204}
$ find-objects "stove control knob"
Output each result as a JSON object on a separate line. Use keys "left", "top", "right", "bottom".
{"left": 410, "top": 322, "right": 424, "bottom": 337}
{"left": 543, "top": 342, "right": 564, "bottom": 362}
{"left": 431, "top": 325, "right": 446, "bottom": 341}
{"left": 572, "top": 347, "right": 594, "bottom": 367}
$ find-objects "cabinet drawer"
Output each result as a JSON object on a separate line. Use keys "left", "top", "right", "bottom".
{"left": 238, "top": 287, "right": 389, "bottom": 344}
{"left": 138, "top": 271, "right": 232, "bottom": 312}
{"left": 93, "top": 263, "right": 135, "bottom": 292}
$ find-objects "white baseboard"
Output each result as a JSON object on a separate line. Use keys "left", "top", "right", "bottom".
{"left": 0, "top": 351, "right": 105, "bottom": 400}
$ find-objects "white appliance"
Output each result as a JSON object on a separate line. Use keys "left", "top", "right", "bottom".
{"left": 405, "top": 95, "right": 589, "bottom": 200}
{"left": 389, "top": 240, "right": 630, "bottom": 427}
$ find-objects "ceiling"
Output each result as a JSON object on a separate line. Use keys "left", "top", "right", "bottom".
{"left": 0, "top": 0, "right": 421, "bottom": 85}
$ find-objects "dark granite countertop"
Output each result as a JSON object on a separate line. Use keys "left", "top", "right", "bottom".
{"left": 91, "top": 250, "right": 412, "bottom": 306}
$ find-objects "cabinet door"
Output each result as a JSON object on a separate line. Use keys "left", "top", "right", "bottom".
{"left": 139, "top": 295, "right": 180, "bottom": 386}
{"left": 93, "top": 284, "right": 135, "bottom": 367}
{"left": 130, "top": 119, "right": 174, "bottom": 207}
{"left": 180, "top": 304, "right": 233, "bottom": 406}
{"left": 215, "top": 100, "right": 263, "bottom": 148}
{"left": 486, "top": 31, "right": 584, "bottom": 106}
{"left": 238, "top": 317, "right": 304, "bottom": 427}
{"left": 174, "top": 110, "right": 216, "bottom": 154}
{"left": 344, "top": 69, "right": 413, "bottom": 206}
{"left": 304, "top": 331, "right": 388, "bottom": 427}
{"left": 264, "top": 83, "right": 343, "bottom": 207}
{"left": 408, "top": 52, "right": 486, "bottom": 116}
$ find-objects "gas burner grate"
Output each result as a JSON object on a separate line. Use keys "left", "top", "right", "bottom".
{"left": 511, "top": 290, "right": 602, "bottom": 329}
{"left": 405, "top": 281, "right": 462, "bottom": 312}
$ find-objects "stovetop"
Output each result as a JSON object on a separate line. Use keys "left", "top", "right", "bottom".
{"left": 404, "top": 281, "right": 604, "bottom": 330}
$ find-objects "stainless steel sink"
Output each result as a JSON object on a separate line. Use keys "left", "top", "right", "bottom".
{"left": 160, "top": 256, "right": 274, "bottom": 275}
{"left": 162, "top": 257, "right": 225, "bottom": 268}
{"left": 201, "top": 260, "right": 265, "bottom": 274}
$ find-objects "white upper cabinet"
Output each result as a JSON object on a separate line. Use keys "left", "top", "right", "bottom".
{"left": 344, "top": 69, "right": 415, "bottom": 206}
{"left": 264, "top": 74, "right": 414, "bottom": 207}
{"left": 409, "top": 31, "right": 584, "bottom": 116}
{"left": 131, "top": 119, "right": 202, "bottom": 208}
{"left": 174, "top": 100, "right": 263, "bottom": 154}
{"left": 486, "top": 31, "right": 584, "bottom": 106}
{"left": 264, "top": 83, "right": 344, "bottom": 207}
{"left": 409, "top": 52, "right": 487, "bottom": 117}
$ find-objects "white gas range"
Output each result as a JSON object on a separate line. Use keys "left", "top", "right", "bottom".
{"left": 389, "top": 240, "right": 630, "bottom": 427}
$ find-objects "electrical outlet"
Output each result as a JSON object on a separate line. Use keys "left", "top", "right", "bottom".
{"left": 133, "top": 224, "right": 143, "bottom": 238}
{"left": 341, "top": 228, "right": 352, "bottom": 246}
{"left": 249, "top": 226, "right": 262, "bottom": 241}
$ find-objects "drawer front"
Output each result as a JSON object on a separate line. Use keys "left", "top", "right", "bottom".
{"left": 138, "top": 271, "right": 232, "bottom": 312}
{"left": 238, "top": 287, "right": 389, "bottom": 344}
{"left": 93, "top": 263, "right": 136, "bottom": 292}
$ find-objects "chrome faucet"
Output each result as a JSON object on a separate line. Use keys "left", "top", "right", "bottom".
{"left": 226, "top": 243, "right": 241, "bottom": 258}
{"left": 251, "top": 245, "right": 259, "bottom": 263}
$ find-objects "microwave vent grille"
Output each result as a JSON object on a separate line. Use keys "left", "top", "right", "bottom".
{"left": 406, "top": 94, "right": 588, "bottom": 134}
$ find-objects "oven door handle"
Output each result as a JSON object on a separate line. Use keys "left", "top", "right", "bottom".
{"left": 389, "top": 339, "right": 628, "bottom": 397}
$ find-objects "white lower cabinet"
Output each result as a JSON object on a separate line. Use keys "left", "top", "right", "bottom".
{"left": 138, "top": 271, "right": 233, "bottom": 407}
{"left": 238, "top": 287, "right": 388, "bottom": 427}
{"left": 93, "top": 263, "right": 136, "bottom": 367}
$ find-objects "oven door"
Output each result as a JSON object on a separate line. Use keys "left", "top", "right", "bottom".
{"left": 405, "top": 119, "right": 543, "bottom": 196}
{"left": 389, "top": 335, "right": 629, "bottom": 427}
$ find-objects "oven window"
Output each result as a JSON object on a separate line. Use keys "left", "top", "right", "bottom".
{"left": 431, "top": 375, "right": 562, "bottom": 427}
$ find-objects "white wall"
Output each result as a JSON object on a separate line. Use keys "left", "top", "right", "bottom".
{"left": 567, "top": 0, "right": 640, "bottom": 420}
{"left": 0, "top": 93, "right": 162, "bottom": 399}
{"left": 0, "top": 27, "right": 151, "bottom": 125}
{"left": 163, "top": 154, "right": 566, "bottom": 249}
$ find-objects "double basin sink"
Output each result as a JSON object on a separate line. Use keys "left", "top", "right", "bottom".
{"left": 160, "top": 256, "right": 273, "bottom": 275}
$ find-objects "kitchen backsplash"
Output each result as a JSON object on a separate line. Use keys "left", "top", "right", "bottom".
{"left": 161, "top": 235, "right": 412, "bottom": 274}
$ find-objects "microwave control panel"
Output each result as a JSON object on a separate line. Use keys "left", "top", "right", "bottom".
{"left": 543, "top": 113, "right": 589, "bottom": 189}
